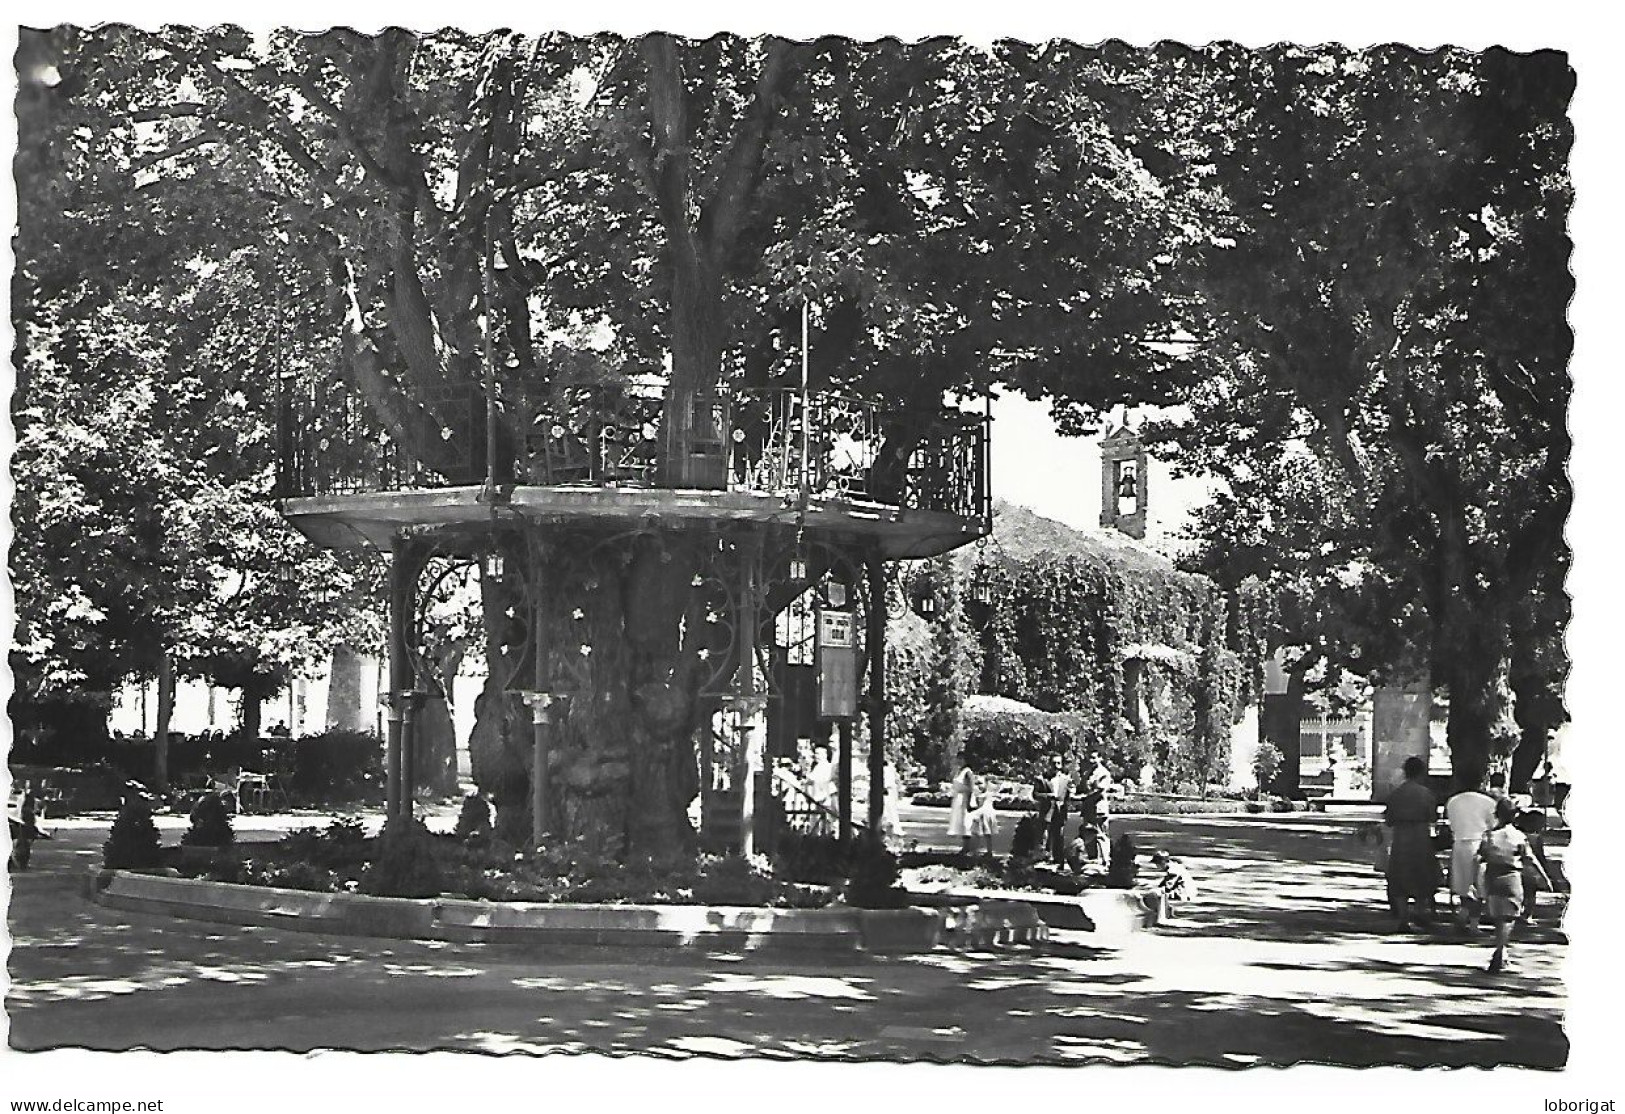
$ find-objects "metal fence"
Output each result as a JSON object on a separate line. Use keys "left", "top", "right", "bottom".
{"left": 276, "top": 380, "right": 989, "bottom": 528}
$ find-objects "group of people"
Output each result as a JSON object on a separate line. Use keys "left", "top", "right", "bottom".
{"left": 8, "top": 783, "right": 50, "bottom": 871}
{"left": 940, "top": 752, "right": 1197, "bottom": 908}
{"left": 1383, "top": 755, "right": 1555, "bottom": 973}
{"left": 946, "top": 752, "right": 1116, "bottom": 859}
{"left": 790, "top": 743, "right": 903, "bottom": 844}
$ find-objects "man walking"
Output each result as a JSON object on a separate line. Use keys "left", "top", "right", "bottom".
{"left": 1444, "top": 772, "right": 1498, "bottom": 932}
{"left": 1081, "top": 753, "right": 1113, "bottom": 836}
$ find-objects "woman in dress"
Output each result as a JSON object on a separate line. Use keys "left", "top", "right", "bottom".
{"left": 807, "top": 744, "right": 837, "bottom": 836}
{"left": 967, "top": 771, "right": 1000, "bottom": 857}
{"left": 879, "top": 760, "right": 903, "bottom": 847}
{"left": 947, "top": 758, "right": 975, "bottom": 853}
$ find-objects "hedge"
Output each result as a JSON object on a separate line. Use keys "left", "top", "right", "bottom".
{"left": 96, "top": 730, "right": 384, "bottom": 804}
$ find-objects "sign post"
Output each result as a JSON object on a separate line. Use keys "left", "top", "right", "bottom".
{"left": 816, "top": 610, "right": 858, "bottom": 719}
{"left": 817, "top": 609, "right": 858, "bottom": 842}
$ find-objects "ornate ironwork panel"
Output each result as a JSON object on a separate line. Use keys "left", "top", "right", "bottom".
{"left": 902, "top": 410, "right": 990, "bottom": 527}
{"left": 275, "top": 374, "right": 989, "bottom": 535}
{"left": 727, "top": 389, "right": 884, "bottom": 502}
{"left": 519, "top": 384, "right": 665, "bottom": 488}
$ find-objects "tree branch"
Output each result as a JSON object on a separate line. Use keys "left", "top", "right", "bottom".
{"left": 129, "top": 131, "right": 222, "bottom": 173}
{"left": 382, "top": 206, "right": 449, "bottom": 386}
{"left": 696, "top": 38, "right": 801, "bottom": 267}
{"left": 640, "top": 34, "right": 701, "bottom": 272}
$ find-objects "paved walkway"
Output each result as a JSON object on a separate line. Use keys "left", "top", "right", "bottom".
{"left": 5, "top": 808, "right": 1566, "bottom": 1066}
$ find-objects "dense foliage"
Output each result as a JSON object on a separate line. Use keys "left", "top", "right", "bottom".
{"left": 16, "top": 31, "right": 1570, "bottom": 827}
{"left": 970, "top": 549, "right": 1251, "bottom": 791}
{"left": 959, "top": 694, "right": 1083, "bottom": 779}
{"left": 73, "top": 730, "right": 385, "bottom": 806}
{"left": 1149, "top": 46, "right": 1572, "bottom": 787}
{"left": 881, "top": 559, "right": 981, "bottom": 782}
{"left": 208, "top": 819, "right": 836, "bottom": 907}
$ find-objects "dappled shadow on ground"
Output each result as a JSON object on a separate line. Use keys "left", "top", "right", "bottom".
{"left": 7, "top": 816, "right": 1566, "bottom": 1066}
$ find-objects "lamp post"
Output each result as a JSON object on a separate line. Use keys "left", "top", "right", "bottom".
{"left": 522, "top": 692, "right": 561, "bottom": 849}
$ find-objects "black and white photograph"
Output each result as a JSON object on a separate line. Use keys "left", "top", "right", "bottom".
{"left": 4, "top": 2, "right": 1618, "bottom": 1105}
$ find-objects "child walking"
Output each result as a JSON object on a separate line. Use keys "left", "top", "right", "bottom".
{"left": 1477, "top": 798, "right": 1552, "bottom": 973}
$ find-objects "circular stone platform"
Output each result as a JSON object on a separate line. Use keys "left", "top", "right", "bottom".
{"left": 279, "top": 485, "right": 987, "bottom": 560}
{"left": 90, "top": 869, "right": 1046, "bottom": 954}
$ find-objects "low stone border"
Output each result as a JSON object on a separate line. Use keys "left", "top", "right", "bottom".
{"left": 906, "top": 885, "right": 1166, "bottom": 935}
{"left": 89, "top": 869, "right": 1046, "bottom": 955}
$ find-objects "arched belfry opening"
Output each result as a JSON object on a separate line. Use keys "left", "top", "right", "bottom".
{"left": 1099, "top": 421, "right": 1149, "bottom": 540}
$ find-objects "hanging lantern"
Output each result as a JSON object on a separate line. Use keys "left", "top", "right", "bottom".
{"left": 788, "top": 542, "right": 809, "bottom": 583}
{"left": 912, "top": 590, "right": 938, "bottom": 620}
{"left": 484, "top": 550, "right": 505, "bottom": 582}
{"left": 969, "top": 566, "right": 995, "bottom": 607}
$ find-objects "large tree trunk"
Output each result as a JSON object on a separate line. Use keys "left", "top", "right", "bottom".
{"left": 1443, "top": 650, "right": 1516, "bottom": 788}
{"left": 467, "top": 528, "right": 740, "bottom": 855}
{"left": 1509, "top": 658, "right": 1563, "bottom": 793}
{"left": 240, "top": 694, "right": 262, "bottom": 741}
{"left": 153, "top": 651, "right": 174, "bottom": 791}
{"left": 418, "top": 697, "right": 459, "bottom": 797}
{"left": 468, "top": 677, "right": 531, "bottom": 841}
{"left": 326, "top": 645, "right": 369, "bottom": 732}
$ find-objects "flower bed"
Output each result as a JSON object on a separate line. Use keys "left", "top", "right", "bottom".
{"left": 91, "top": 868, "right": 1045, "bottom": 953}
{"left": 902, "top": 860, "right": 1122, "bottom": 897}
{"left": 172, "top": 816, "right": 849, "bottom": 909}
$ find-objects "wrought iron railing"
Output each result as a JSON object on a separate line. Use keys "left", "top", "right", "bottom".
{"left": 516, "top": 384, "right": 666, "bottom": 488}
{"left": 275, "top": 379, "right": 483, "bottom": 497}
{"left": 275, "top": 380, "right": 989, "bottom": 529}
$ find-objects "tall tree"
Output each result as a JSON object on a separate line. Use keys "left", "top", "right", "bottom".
{"left": 1150, "top": 45, "right": 1572, "bottom": 784}
{"left": 22, "top": 27, "right": 1211, "bottom": 848}
{"left": 13, "top": 27, "right": 382, "bottom": 783}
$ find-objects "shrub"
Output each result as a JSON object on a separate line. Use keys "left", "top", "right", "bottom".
{"left": 181, "top": 792, "right": 235, "bottom": 848}
{"left": 692, "top": 855, "right": 777, "bottom": 906}
{"left": 1107, "top": 833, "right": 1139, "bottom": 889}
{"left": 358, "top": 818, "right": 445, "bottom": 898}
{"left": 773, "top": 831, "right": 849, "bottom": 885}
{"left": 453, "top": 792, "right": 495, "bottom": 845}
{"left": 1117, "top": 794, "right": 1248, "bottom": 816}
{"left": 1008, "top": 813, "right": 1043, "bottom": 861}
{"left": 1252, "top": 741, "right": 1284, "bottom": 795}
{"left": 905, "top": 862, "right": 1004, "bottom": 889}
{"left": 289, "top": 731, "right": 384, "bottom": 802}
{"left": 221, "top": 858, "right": 347, "bottom": 893}
{"left": 103, "top": 794, "right": 164, "bottom": 870}
{"left": 846, "top": 834, "right": 907, "bottom": 909}
{"left": 279, "top": 815, "right": 370, "bottom": 870}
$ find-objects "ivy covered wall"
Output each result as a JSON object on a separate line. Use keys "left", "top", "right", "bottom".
{"left": 963, "top": 551, "right": 1269, "bottom": 792}
{"left": 878, "top": 503, "right": 1275, "bottom": 793}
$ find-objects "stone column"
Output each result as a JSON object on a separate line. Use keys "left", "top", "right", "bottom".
{"left": 523, "top": 693, "right": 557, "bottom": 848}
{"left": 866, "top": 552, "right": 887, "bottom": 834}
{"left": 385, "top": 536, "right": 418, "bottom": 824}
{"left": 1371, "top": 685, "right": 1433, "bottom": 801}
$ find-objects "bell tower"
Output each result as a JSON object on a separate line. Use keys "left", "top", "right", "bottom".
{"left": 1099, "top": 421, "right": 1148, "bottom": 540}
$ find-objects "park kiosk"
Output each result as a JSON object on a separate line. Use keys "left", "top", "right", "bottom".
{"left": 273, "top": 325, "right": 991, "bottom": 856}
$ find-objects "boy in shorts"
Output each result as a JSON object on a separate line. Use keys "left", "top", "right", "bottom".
{"left": 1477, "top": 798, "right": 1552, "bottom": 973}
